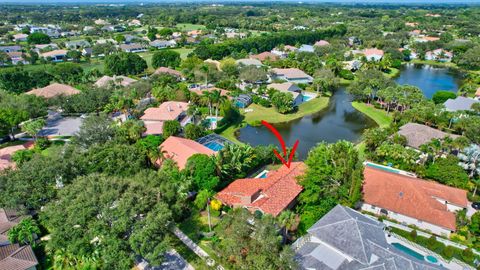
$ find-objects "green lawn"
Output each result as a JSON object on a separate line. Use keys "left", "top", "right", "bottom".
{"left": 218, "top": 97, "right": 329, "bottom": 144}
{"left": 351, "top": 101, "right": 392, "bottom": 128}
{"left": 138, "top": 48, "right": 194, "bottom": 72}
{"left": 244, "top": 96, "right": 329, "bottom": 125}
{"left": 175, "top": 23, "right": 207, "bottom": 31}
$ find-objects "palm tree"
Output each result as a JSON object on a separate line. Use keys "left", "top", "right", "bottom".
{"left": 199, "top": 64, "right": 209, "bottom": 86}
{"left": 147, "top": 145, "right": 167, "bottom": 167}
{"left": 202, "top": 91, "right": 213, "bottom": 117}
{"left": 277, "top": 210, "right": 297, "bottom": 243}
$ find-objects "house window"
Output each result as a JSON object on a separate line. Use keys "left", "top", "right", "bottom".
{"left": 371, "top": 205, "right": 376, "bottom": 210}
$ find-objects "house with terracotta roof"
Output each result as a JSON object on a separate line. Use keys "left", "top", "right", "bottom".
{"left": 158, "top": 136, "right": 215, "bottom": 169}
{"left": 425, "top": 49, "right": 453, "bottom": 62}
{"left": 26, "top": 83, "right": 80, "bottom": 99}
{"left": 249, "top": 52, "right": 279, "bottom": 62}
{"left": 13, "top": 33, "right": 28, "bottom": 42}
{"left": 270, "top": 68, "right": 313, "bottom": 84}
{"left": 140, "top": 101, "right": 189, "bottom": 136}
{"left": 314, "top": 40, "right": 330, "bottom": 47}
{"left": 216, "top": 162, "right": 305, "bottom": 217}
{"left": 153, "top": 67, "right": 183, "bottom": 79}
{"left": 189, "top": 87, "right": 230, "bottom": 99}
{"left": 475, "top": 88, "right": 480, "bottom": 99}
{"left": 267, "top": 82, "right": 304, "bottom": 106}
{"left": 363, "top": 48, "right": 384, "bottom": 61}
{"left": 0, "top": 142, "right": 33, "bottom": 171}
{"left": 415, "top": 36, "right": 441, "bottom": 43}
{"left": 94, "top": 75, "right": 137, "bottom": 88}
{"left": 0, "top": 243, "right": 38, "bottom": 270}
{"left": 361, "top": 165, "right": 468, "bottom": 236}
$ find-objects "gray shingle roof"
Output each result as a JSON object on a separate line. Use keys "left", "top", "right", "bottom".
{"left": 293, "top": 205, "right": 444, "bottom": 270}
{"left": 444, "top": 96, "right": 480, "bottom": 112}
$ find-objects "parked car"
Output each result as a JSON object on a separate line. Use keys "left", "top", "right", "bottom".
{"left": 472, "top": 202, "right": 480, "bottom": 210}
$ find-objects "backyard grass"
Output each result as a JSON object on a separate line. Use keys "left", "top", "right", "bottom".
{"left": 175, "top": 23, "right": 207, "bottom": 31}
{"left": 351, "top": 102, "right": 392, "bottom": 128}
{"left": 244, "top": 96, "right": 329, "bottom": 125}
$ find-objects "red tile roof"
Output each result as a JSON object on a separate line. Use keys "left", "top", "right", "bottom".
{"left": 158, "top": 136, "right": 215, "bottom": 169}
{"left": 143, "top": 121, "right": 164, "bottom": 136}
{"left": 249, "top": 52, "right": 279, "bottom": 62}
{"left": 363, "top": 166, "right": 468, "bottom": 231}
{"left": 26, "top": 83, "right": 80, "bottom": 99}
{"left": 0, "top": 142, "right": 34, "bottom": 171}
{"left": 216, "top": 162, "right": 305, "bottom": 217}
{"left": 140, "top": 101, "right": 189, "bottom": 122}
{"left": 189, "top": 87, "right": 230, "bottom": 99}
{"left": 153, "top": 67, "right": 183, "bottom": 78}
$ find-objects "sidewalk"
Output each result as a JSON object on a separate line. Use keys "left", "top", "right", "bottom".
{"left": 172, "top": 226, "right": 224, "bottom": 270}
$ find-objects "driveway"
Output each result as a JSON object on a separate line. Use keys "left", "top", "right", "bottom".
{"left": 38, "top": 114, "right": 83, "bottom": 137}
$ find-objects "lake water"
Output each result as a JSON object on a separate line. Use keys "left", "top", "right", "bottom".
{"left": 395, "top": 63, "right": 463, "bottom": 98}
{"left": 237, "top": 64, "right": 463, "bottom": 159}
{"left": 237, "top": 88, "right": 377, "bottom": 159}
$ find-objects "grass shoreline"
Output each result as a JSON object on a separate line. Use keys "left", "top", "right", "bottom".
{"left": 218, "top": 96, "right": 330, "bottom": 144}
{"left": 351, "top": 101, "right": 393, "bottom": 128}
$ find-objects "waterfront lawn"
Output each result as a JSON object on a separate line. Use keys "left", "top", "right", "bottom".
{"left": 244, "top": 96, "right": 329, "bottom": 125}
{"left": 351, "top": 102, "right": 392, "bottom": 128}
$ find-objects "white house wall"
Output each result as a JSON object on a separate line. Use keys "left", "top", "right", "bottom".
{"left": 361, "top": 203, "right": 452, "bottom": 237}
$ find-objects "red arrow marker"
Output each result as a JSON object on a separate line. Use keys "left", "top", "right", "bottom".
{"left": 261, "top": 120, "right": 299, "bottom": 168}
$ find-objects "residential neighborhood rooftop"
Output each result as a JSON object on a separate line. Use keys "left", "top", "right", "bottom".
{"left": 294, "top": 205, "right": 442, "bottom": 270}
{"left": 397, "top": 123, "right": 460, "bottom": 149}
{"left": 363, "top": 166, "right": 468, "bottom": 231}
{"left": 140, "top": 101, "right": 189, "bottom": 122}
{"left": 444, "top": 96, "right": 480, "bottom": 112}
{"left": 0, "top": 243, "right": 39, "bottom": 270}
{"left": 94, "top": 75, "right": 138, "bottom": 88}
{"left": 158, "top": 136, "right": 215, "bottom": 169}
{"left": 216, "top": 162, "right": 305, "bottom": 217}
{"left": 26, "top": 83, "right": 80, "bottom": 99}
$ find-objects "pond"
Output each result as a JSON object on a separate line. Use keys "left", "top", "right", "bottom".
{"left": 394, "top": 63, "right": 463, "bottom": 98}
{"left": 237, "top": 64, "right": 463, "bottom": 159}
{"left": 237, "top": 88, "right": 377, "bottom": 159}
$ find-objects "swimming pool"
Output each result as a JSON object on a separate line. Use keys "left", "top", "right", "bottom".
{"left": 392, "top": 243, "right": 439, "bottom": 265}
{"left": 204, "top": 141, "right": 224, "bottom": 151}
{"left": 392, "top": 243, "right": 424, "bottom": 261}
{"left": 255, "top": 170, "right": 269, "bottom": 178}
{"left": 302, "top": 93, "right": 316, "bottom": 102}
{"left": 365, "top": 162, "right": 400, "bottom": 174}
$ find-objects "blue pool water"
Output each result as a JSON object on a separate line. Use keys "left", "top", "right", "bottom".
{"left": 366, "top": 163, "right": 400, "bottom": 174}
{"left": 392, "top": 243, "right": 425, "bottom": 261}
{"left": 258, "top": 171, "right": 268, "bottom": 178}
{"left": 303, "top": 95, "right": 313, "bottom": 102}
{"left": 426, "top": 255, "right": 438, "bottom": 263}
{"left": 204, "top": 141, "right": 224, "bottom": 151}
